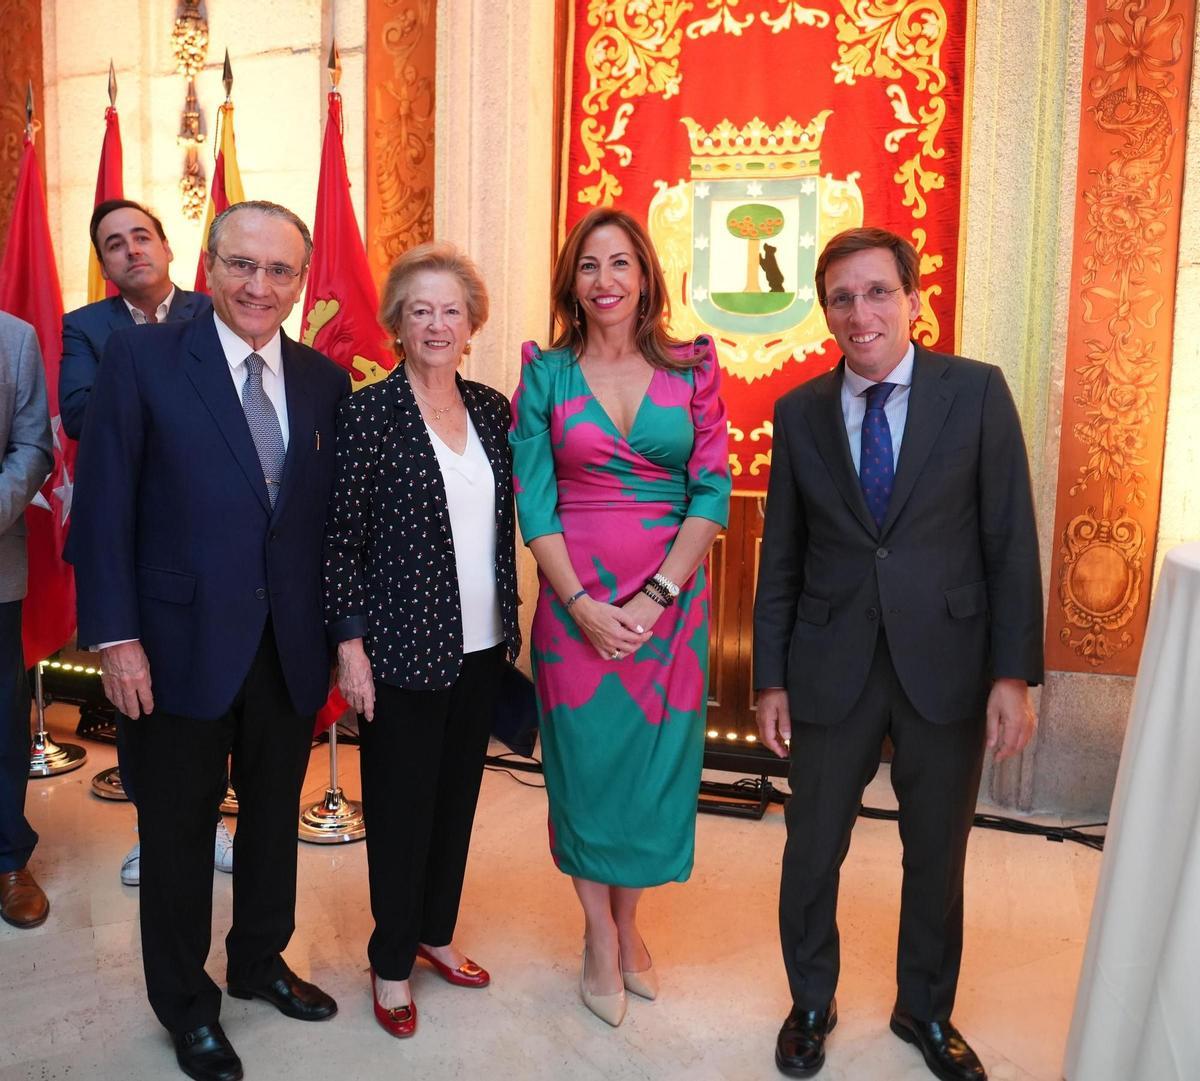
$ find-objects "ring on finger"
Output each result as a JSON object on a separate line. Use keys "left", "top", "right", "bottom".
{"left": 610, "top": 649, "right": 622, "bottom": 660}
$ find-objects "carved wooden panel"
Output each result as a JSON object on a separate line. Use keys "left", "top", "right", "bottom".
{"left": 365, "top": 0, "right": 436, "bottom": 286}
{"left": 0, "top": 0, "right": 44, "bottom": 262}
{"left": 1045, "top": 0, "right": 1195, "bottom": 674}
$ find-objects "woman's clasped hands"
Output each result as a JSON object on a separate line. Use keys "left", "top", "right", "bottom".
{"left": 568, "top": 592, "right": 662, "bottom": 661}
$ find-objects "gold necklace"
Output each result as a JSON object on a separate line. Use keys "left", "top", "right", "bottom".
{"left": 412, "top": 387, "right": 461, "bottom": 421}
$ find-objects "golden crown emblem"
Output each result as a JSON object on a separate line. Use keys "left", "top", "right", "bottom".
{"left": 680, "top": 112, "right": 831, "bottom": 179}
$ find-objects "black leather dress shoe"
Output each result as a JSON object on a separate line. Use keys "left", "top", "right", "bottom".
{"left": 227, "top": 964, "right": 337, "bottom": 1021}
{"left": 173, "top": 1022, "right": 243, "bottom": 1081}
{"left": 890, "top": 1005, "right": 986, "bottom": 1081}
{"left": 775, "top": 998, "right": 837, "bottom": 1077}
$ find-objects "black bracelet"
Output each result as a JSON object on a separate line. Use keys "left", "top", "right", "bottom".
{"left": 564, "top": 589, "right": 588, "bottom": 610}
{"left": 642, "top": 577, "right": 673, "bottom": 606}
{"left": 641, "top": 585, "right": 669, "bottom": 608}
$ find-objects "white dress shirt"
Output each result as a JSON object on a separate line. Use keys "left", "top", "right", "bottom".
{"left": 425, "top": 416, "right": 504, "bottom": 653}
{"left": 840, "top": 341, "right": 915, "bottom": 474}
{"left": 123, "top": 286, "right": 176, "bottom": 325}
{"left": 213, "top": 313, "right": 290, "bottom": 449}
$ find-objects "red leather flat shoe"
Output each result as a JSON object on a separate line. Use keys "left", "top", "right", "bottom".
{"left": 416, "top": 945, "right": 490, "bottom": 988}
{"left": 370, "top": 969, "right": 417, "bottom": 1038}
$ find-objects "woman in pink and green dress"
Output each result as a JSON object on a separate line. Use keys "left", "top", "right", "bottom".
{"left": 509, "top": 208, "right": 730, "bottom": 1027}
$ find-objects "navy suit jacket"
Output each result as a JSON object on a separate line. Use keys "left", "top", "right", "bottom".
{"left": 67, "top": 314, "right": 350, "bottom": 720}
{"left": 59, "top": 287, "right": 211, "bottom": 440}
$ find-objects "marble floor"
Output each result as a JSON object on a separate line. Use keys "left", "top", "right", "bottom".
{"left": 1, "top": 707, "right": 1101, "bottom": 1081}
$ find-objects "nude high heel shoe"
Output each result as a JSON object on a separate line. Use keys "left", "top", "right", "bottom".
{"left": 621, "top": 954, "right": 659, "bottom": 1001}
{"left": 580, "top": 943, "right": 626, "bottom": 1027}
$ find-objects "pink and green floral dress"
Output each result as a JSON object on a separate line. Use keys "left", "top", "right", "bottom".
{"left": 509, "top": 336, "right": 730, "bottom": 886}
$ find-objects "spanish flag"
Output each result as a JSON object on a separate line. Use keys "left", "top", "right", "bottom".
{"left": 194, "top": 101, "right": 246, "bottom": 293}
{"left": 87, "top": 104, "right": 123, "bottom": 303}
{"left": 304, "top": 84, "right": 394, "bottom": 735}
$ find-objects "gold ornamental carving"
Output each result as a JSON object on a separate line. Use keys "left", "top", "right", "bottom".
{"left": 0, "top": 0, "right": 43, "bottom": 261}
{"left": 1047, "top": 0, "right": 1192, "bottom": 672}
{"left": 367, "top": 0, "right": 435, "bottom": 283}
{"left": 172, "top": 0, "right": 208, "bottom": 221}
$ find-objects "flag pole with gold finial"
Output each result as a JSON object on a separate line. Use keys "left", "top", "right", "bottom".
{"left": 25, "top": 80, "right": 88, "bottom": 778}
{"left": 298, "top": 41, "right": 366, "bottom": 845}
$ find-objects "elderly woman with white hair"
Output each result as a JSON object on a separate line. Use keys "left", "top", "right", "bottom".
{"left": 324, "top": 242, "right": 520, "bottom": 1039}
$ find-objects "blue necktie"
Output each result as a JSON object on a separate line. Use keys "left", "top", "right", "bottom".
{"left": 241, "top": 353, "right": 285, "bottom": 507}
{"left": 859, "top": 382, "right": 896, "bottom": 530}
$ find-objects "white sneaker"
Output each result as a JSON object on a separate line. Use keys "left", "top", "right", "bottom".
{"left": 214, "top": 818, "right": 234, "bottom": 874}
{"left": 120, "top": 841, "right": 141, "bottom": 886}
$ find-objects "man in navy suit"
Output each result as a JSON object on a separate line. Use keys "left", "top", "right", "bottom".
{"left": 69, "top": 201, "right": 350, "bottom": 1081}
{"left": 59, "top": 198, "right": 225, "bottom": 889}
{"left": 60, "top": 199, "right": 211, "bottom": 441}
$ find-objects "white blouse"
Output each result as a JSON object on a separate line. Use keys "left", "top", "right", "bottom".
{"left": 425, "top": 416, "right": 504, "bottom": 654}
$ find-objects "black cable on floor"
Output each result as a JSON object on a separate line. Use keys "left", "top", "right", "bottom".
{"left": 485, "top": 761, "right": 1106, "bottom": 849}
{"left": 484, "top": 752, "right": 546, "bottom": 788}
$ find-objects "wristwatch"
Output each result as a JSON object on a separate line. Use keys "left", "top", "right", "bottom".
{"left": 651, "top": 572, "right": 680, "bottom": 600}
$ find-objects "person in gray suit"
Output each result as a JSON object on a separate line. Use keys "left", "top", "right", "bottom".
{"left": 58, "top": 198, "right": 224, "bottom": 888}
{"left": 0, "top": 312, "right": 53, "bottom": 929}
{"left": 754, "top": 228, "right": 1043, "bottom": 1081}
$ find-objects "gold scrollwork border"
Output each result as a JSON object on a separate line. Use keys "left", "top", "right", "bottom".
{"left": 568, "top": 0, "right": 964, "bottom": 484}
{"left": 570, "top": 0, "right": 956, "bottom": 347}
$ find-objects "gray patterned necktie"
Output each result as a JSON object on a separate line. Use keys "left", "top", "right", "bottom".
{"left": 241, "top": 352, "right": 285, "bottom": 506}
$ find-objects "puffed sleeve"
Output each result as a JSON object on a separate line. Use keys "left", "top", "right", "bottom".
{"left": 323, "top": 388, "right": 388, "bottom": 643}
{"left": 508, "top": 340, "right": 563, "bottom": 544}
{"left": 684, "top": 336, "right": 731, "bottom": 527}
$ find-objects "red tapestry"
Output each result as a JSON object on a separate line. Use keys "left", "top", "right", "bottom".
{"left": 560, "top": 0, "right": 972, "bottom": 490}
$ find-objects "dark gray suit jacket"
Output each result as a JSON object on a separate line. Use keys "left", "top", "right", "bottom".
{"left": 753, "top": 344, "right": 1043, "bottom": 727}
{"left": 59, "top": 287, "right": 211, "bottom": 440}
{"left": 0, "top": 313, "right": 53, "bottom": 603}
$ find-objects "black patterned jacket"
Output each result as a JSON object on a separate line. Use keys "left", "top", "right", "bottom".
{"left": 323, "top": 364, "right": 520, "bottom": 688}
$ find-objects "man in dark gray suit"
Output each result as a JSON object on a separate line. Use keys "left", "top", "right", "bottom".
{"left": 754, "top": 227, "right": 1043, "bottom": 1081}
{"left": 0, "top": 312, "right": 53, "bottom": 929}
{"left": 58, "top": 198, "right": 222, "bottom": 889}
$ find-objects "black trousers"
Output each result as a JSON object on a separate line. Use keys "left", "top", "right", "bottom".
{"left": 0, "top": 600, "right": 35, "bottom": 874}
{"left": 127, "top": 621, "right": 314, "bottom": 1034}
{"left": 780, "top": 632, "right": 986, "bottom": 1021}
{"left": 359, "top": 644, "right": 503, "bottom": 981}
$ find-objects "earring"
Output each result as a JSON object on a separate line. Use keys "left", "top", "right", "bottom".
{"left": 639, "top": 291, "right": 647, "bottom": 314}
{"left": 393, "top": 336, "right": 407, "bottom": 362}
{"left": 463, "top": 338, "right": 472, "bottom": 356}
{"left": 573, "top": 298, "right": 581, "bottom": 322}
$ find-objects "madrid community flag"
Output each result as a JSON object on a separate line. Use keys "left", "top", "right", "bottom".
{"left": 304, "top": 87, "right": 394, "bottom": 734}
{"left": 0, "top": 132, "right": 77, "bottom": 666}
{"left": 87, "top": 104, "right": 124, "bottom": 303}
{"left": 194, "top": 101, "right": 246, "bottom": 293}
